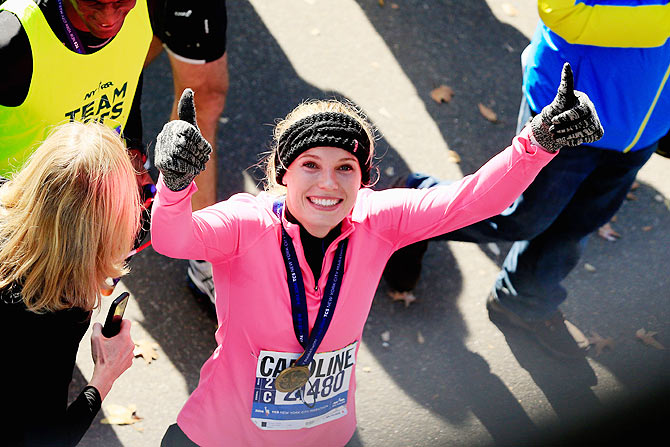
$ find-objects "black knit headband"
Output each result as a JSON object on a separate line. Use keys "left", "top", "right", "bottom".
{"left": 275, "top": 112, "right": 371, "bottom": 185}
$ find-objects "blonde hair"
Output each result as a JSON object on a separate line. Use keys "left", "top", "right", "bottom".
{"left": 0, "top": 121, "right": 141, "bottom": 313}
{"left": 264, "top": 99, "right": 378, "bottom": 193}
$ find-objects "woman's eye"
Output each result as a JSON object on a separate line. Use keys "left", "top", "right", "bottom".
{"left": 338, "top": 164, "right": 354, "bottom": 171}
{"left": 303, "top": 161, "right": 318, "bottom": 169}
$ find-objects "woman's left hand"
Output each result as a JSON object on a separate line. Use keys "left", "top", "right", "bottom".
{"left": 530, "top": 62, "right": 604, "bottom": 152}
{"left": 88, "top": 319, "right": 135, "bottom": 400}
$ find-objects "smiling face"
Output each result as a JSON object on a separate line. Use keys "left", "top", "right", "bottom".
{"left": 66, "top": 0, "right": 137, "bottom": 40}
{"left": 282, "top": 147, "right": 362, "bottom": 238}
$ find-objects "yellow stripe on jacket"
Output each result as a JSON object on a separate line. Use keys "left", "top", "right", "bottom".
{"left": 539, "top": 0, "right": 670, "bottom": 47}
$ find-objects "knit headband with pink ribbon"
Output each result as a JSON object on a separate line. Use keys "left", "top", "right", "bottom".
{"left": 275, "top": 112, "right": 371, "bottom": 184}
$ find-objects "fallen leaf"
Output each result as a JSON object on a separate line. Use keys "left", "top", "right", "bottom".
{"left": 610, "top": 215, "right": 618, "bottom": 223}
{"left": 101, "top": 404, "right": 143, "bottom": 425}
{"left": 478, "top": 103, "right": 498, "bottom": 122}
{"left": 501, "top": 3, "right": 519, "bottom": 16}
{"left": 630, "top": 181, "right": 640, "bottom": 190}
{"left": 447, "top": 150, "right": 461, "bottom": 163}
{"left": 584, "top": 263, "right": 596, "bottom": 272}
{"left": 636, "top": 328, "right": 665, "bottom": 350}
{"left": 417, "top": 331, "right": 425, "bottom": 344}
{"left": 388, "top": 290, "right": 417, "bottom": 307}
{"left": 134, "top": 340, "right": 159, "bottom": 364}
{"left": 430, "top": 85, "right": 454, "bottom": 104}
{"left": 381, "top": 330, "right": 391, "bottom": 342}
{"left": 626, "top": 192, "right": 637, "bottom": 200}
{"left": 378, "top": 0, "right": 384, "bottom": 6}
{"left": 565, "top": 320, "right": 590, "bottom": 349}
{"left": 587, "top": 331, "right": 614, "bottom": 356}
{"left": 391, "top": 3, "right": 399, "bottom": 9}
{"left": 642, "top": 225, "right": 653, "bottom": 231}
{"left": 598, "top": 223, "right": 621, "bottom": 241}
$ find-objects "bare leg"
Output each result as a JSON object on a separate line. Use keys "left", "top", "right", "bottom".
{"left": 167, "top": 52, "right": 229, "bottom": 211}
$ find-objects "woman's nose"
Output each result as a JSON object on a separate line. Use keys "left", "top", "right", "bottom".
{"left": 318, "top": 170, "right": 338, "bottom": 189}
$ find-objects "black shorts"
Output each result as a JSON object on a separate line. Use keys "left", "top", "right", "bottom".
{"left": 150, "top": 0, "right": 227, "bottom": 63}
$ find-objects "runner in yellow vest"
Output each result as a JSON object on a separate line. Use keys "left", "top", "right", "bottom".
{"left": 0, "top": 0, "right": 151, "bottom": 176}
{"left": 0, "top": 0, "right": 230, "bottom": 307}
{"left": 0, "top": 2, "right": 229, "bottom": 441}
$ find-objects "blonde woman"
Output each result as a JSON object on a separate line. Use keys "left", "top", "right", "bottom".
{"left": 0, "top": 121, "right": 141, "bottom": 446}
{"left": 152, "top": 75, "right": 602, "bottom": 446}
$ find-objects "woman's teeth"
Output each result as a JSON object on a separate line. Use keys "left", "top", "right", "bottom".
{"left": 310, "top": 197, "right": 339, "bottom": 207}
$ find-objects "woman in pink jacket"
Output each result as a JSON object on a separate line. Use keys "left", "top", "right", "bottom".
{"left": 153, "top": 64, "right": 602, "bottom": 446}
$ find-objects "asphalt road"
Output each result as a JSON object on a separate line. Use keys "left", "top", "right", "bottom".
{"left": 72, "top": 1, "right": 670, "bottom": 445}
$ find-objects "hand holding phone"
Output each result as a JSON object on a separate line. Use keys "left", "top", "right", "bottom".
{"left": 102, "top": 292, "right": 129, "bottom": 338}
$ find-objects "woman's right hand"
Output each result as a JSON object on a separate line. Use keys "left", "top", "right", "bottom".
{"left": 88, "top": 319, "right": 135, "bottom": 400}
{"left": 155, "top": 88, "right": 212, "bottom": 191}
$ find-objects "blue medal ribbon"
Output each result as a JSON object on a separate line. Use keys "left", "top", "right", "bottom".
{"left": 56, "top": 0, "right": 86, "bottom": 54}
{"left": 273, "top": 199, "right": 347, "bottom": 368}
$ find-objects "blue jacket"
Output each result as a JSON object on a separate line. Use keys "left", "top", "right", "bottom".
{"left": 523, "top": 0, "right": 670, "bottom": 152}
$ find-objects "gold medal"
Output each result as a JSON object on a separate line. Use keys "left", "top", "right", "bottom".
{"left": 275, "top": 365, "right": 311, "bottom": 393}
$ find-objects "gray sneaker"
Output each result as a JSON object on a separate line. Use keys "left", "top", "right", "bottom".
{"left": 187, "top": 260, "right": 215, "bottom": 309}
{"left": 486, "top": 294, "right": 588, "bottom": 359}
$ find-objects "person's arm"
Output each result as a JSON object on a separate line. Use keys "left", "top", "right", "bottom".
{"left": 124, "top": 72, "right": 147, "bottom": 161}
{"left": 123, "top": 72, "right": 155, "bottom": 205}
{"left": 57, "top": 386, "right": 103, "bottom": 446}
{"left": 0, "top": 10, "right": 33, "bottom": 107}
{"left": 368, "top": 127, "right": 556, "bottom": 248}
{"left": 23, "top": 321, "right": 133, "bottom": 446}
{"left": 372, "top": 64, "right": 603, "bottom": 247}
{"left": 151, "top": 88, "right": 239, "bottom": 261}
{"left": 538, "top": 0, "right": 670, "bottom": 47}
{"left": 22, "top": 384, "right": 102, "bottom": 447}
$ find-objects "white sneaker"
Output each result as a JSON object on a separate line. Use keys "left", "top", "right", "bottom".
{"left": 187, "top": 260, "right": 215, "bottom": 307}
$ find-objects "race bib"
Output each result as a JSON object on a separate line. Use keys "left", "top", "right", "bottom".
{"left": 251, "top": 341, "right": 357, "bottom": 430}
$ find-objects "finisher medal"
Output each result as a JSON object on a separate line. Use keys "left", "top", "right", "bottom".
{"left": 272, "top": 200, "right": 348, "bottom": 395}
{"left": 275, "top": 365, "right": 311, "bottom": 393}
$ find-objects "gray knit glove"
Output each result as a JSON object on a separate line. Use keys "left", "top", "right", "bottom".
{"left": 530, "top": 62, "right": 604, "bottom": 153}
{"left": 155, "top": 89, "right": 212, "bottom": 191}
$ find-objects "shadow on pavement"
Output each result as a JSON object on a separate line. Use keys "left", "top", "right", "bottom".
{"left": 354, "top": 0, "right": 530, "bottom": 177}
{"left": 72, "top": 1, "right": 669, "bottom": 445}
{"left": 353, "top": 0, "right": 669, "bottom": 445}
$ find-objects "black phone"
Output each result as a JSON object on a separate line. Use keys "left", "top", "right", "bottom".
{"left": 102, "top": 292, "right": 129, "bottom": 338}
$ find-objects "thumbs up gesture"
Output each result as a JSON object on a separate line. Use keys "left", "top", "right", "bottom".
{"left": 530, "top": 63, "right": 604, "bottom": 153}
{"left": 155, "top": 89, "right": 212, "bottom": 191}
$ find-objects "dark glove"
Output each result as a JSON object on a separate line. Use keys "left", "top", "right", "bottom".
{"left": 530, "top": 62, "right": 604, "bottom": 153}
{"left": 155, "top": 89, "right": 212, "bottom": 191}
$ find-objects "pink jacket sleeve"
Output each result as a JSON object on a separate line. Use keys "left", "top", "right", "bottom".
{"left": 356, "top": 126, "right": 556, "bottom": 248}
{"left": 150, "top": 177, "right": 270, "bottom": 262}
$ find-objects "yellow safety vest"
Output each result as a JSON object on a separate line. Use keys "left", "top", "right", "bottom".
{"left": 0, "top": 0, "right": 152, "bottom": 176}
